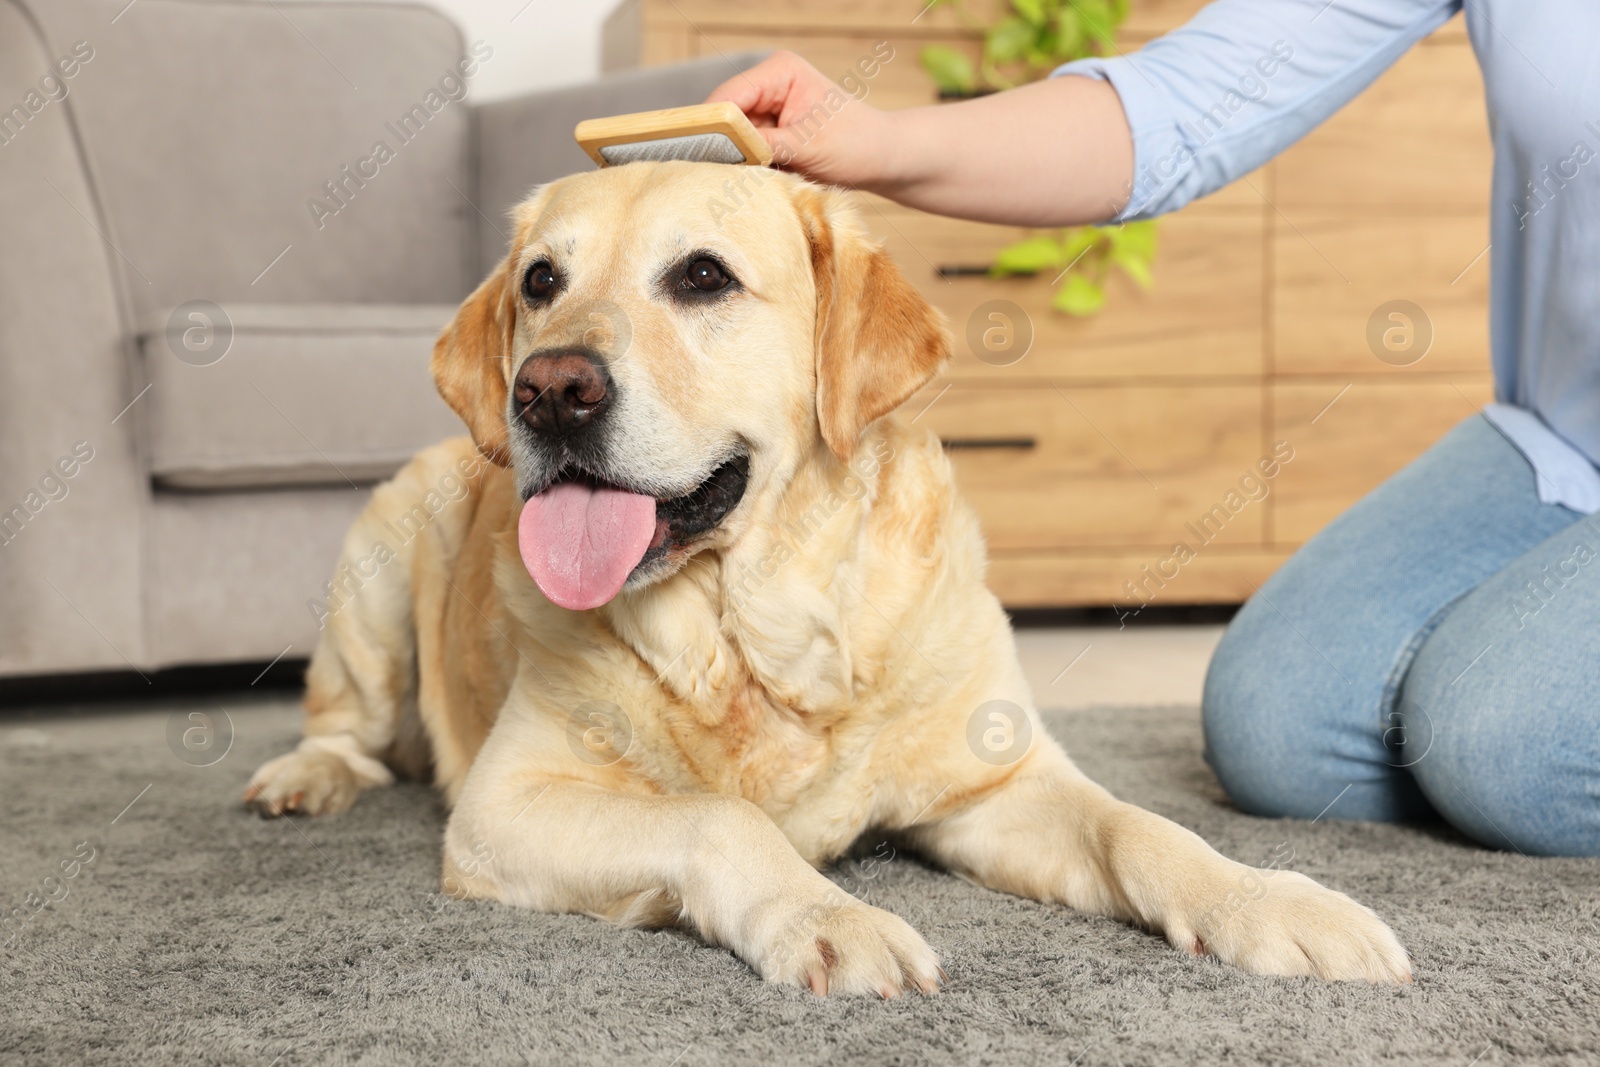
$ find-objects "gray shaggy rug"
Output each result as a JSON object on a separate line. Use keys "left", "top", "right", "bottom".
{"left": 1, "top": 695, "right": 1595, "bottom": 1066}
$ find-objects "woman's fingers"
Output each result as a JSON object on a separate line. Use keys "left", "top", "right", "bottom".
{"left": 708, "top": 51, "right": 816, "bottom": 121}
{"left": 706, "top": 51, "right": 889, "bottom": 186}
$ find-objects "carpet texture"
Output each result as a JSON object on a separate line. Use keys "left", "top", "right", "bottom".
{"left": 2, "top": 696, "right": 1596, "bottom": 1066}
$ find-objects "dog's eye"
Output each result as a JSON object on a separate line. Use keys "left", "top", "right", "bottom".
{"left": 684, "top": 258, "right": 730, "bottom": 293}
{"left": 524, "top": 261, "right": 558, "bottom": 302}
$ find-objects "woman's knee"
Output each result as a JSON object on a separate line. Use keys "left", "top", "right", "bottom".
{"left": 1399, "top": 689, "right": 1599, "bottom": 856}
{"left": 1199, "top": 417, "right": 1575, "bottom": 829}
{"left": 1402, "top": 586, "right": 1600, "bottom": 856}
{"left": 1202, "top": 597, "right": 1420, "bottom": 822}
{"left": 1203, "top": 606, "right": 1301, "bottom": 816}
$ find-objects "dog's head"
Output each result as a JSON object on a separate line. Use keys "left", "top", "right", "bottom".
{"left": 432, "top": 162, "right": 948, "bottom": 610}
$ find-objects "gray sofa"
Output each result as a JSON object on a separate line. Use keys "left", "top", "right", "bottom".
{"left": 0, "top": 0, "right": 762, "bottom": 678}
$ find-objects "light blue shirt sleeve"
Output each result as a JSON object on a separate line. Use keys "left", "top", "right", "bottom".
{"left": 1055, "top": 0, "right": 1462, "bottom": 220}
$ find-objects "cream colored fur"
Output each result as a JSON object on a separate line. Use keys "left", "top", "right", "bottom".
{"left": 246, "top": 163, "right": 1411, "bottom": 995}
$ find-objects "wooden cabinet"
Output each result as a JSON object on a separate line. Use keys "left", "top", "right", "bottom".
{"left": 1272, "top": 378, "right": 1492, "bottom": 542}
{"left": 1273, "top": 212, "right": 1491, "bottom": 376}
{"left": 604, "top": 0, "right": 1495, "bottom": 608}
{"left": 869, "top": 200, "right": 1265, "bottom": 380}
{"left": 912, "top": 383, "right": 1265, "bottom": 551}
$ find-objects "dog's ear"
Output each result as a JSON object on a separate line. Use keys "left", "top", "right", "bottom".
{"left": 432, "top": 254, "right": 519, "bottom": 467}
{"left": 796, "top": 186, "right": 950, "bottom": 462}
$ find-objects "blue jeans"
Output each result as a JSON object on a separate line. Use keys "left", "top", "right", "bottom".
{"left": 1203, "top": 415, "right": 1600, "bottom": 856}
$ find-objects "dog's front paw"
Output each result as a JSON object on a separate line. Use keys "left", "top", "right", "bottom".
{"left": 747, "top": 889, "right": 942, "bottom": 997}
{"left": 1171, "top": 866, "right": 1411, "bottom": 984}
{"left": 243, "top": 748, "right": 363, "bottom": 817}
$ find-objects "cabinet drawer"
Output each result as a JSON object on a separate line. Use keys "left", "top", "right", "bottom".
{"left": 627, "top": 0, "right": 1220, "bottom": 45}
{"left": 1271, "top": 377, "right": 1492, "bottom": 543}
{"left": 1276, "top": 32, "right": 1489, "bottom": 210}
{"left": 987, "top": 548, "right": 1292, "bottom": 607}
{"left": 907, "top": 383, "right": 1265, "bottom": 550}
{"left": 635, "top": 0, "right": 995, "bottom": 35}
{"left": 694, "top": 32, "right": 970, "bottom": 112}
{"left": 1274, "top": 212, "right": 1490, "bottom": 375}
{"left": 862, "top": 206, "right": 1264, "bottom": 379}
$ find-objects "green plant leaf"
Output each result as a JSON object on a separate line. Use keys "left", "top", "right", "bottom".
{"left": 985, "top": 16, "right": 1038, "bottom": 64}
{"left": 1107, "top": 219, "right": 1158, "bottom": 260}
{"left": 919, "top": 45, "right": 976, "bottom": 95}
{"left": 1053, "top": 272, "right": 1106, "bottom": 316}
{"left": 1110, "top": 248, "right": 1154, "bottom": 289}
{"left": 1074, "top": 0, "right": 1116, "bottom": 43}
{"left": 1058, "top": 226, "right": 1102, "bottom": 266}
{"left": 990, "top": 234, "right": 1066, "bottom": 275}
{"left": 915, "top": 0, "right": 1154, "bottom": 318}
{"left": 1010, "top": 0, "right": 1047, "bottom": 26}
{"left": 1051, "top": 12, "right": 1085, "bottom": 59}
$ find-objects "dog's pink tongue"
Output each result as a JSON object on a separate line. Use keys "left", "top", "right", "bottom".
{"left": 518, "top": 483, "right": 657, "bottom": 610}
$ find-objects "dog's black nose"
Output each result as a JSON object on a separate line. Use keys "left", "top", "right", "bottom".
{"left": 513, "top": 351, "right": 611, "bottom": 437}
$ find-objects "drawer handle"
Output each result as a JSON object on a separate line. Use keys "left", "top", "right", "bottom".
{"left": 937, "top": 264, "right": 1029, "bottom": 279}
{"left": 940, "top": 437, "right": 1038, "bottom": 451}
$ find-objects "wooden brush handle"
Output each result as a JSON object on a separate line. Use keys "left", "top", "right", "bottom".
{"left": 574, "top": 102, "right": 773, "bottom": 167}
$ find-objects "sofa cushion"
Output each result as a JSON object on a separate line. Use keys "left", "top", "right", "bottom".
{"left": 24, "top": 0, "right": 477, "bottom": 317}
{"left": 138, "top": 304, "right": 467, "bottom": 490}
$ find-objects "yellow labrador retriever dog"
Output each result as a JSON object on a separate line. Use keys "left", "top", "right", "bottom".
{"left": 245, "top": 161, "right": 1411, "bottom": 995}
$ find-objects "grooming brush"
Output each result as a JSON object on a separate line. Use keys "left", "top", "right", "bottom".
{"left": 574, "top": 101, "right": 773, "bottom": 168}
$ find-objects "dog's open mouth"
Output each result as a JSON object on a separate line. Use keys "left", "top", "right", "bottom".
{"left": 517, "top": 455, "right": 749, "bottom": 611}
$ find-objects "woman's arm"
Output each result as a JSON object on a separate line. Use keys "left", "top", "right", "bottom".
{"left": 707, "top": 0, "right": 1461, "bottom": 226}
{"left": 708, "top": 53, "right": 1135, "bottom": 227}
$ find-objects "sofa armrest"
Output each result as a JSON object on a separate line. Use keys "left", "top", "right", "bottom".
{"left": 0, "top": 1, "right": 149, "bottom": 677}
{"left": 470, "top": 52, "right": 770, "bottom": 275}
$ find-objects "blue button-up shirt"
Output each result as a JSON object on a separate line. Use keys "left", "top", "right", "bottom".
{"left": 1059, "top": 0, "right": 1600, "bottom": 512}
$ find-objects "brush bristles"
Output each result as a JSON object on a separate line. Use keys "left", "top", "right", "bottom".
{"left": 599, "top": 132, "right": 747, "bottom": 166}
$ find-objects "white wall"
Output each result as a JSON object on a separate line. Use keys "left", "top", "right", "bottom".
{"left": 324, "top": 0, "right": 620, "bottom": 102}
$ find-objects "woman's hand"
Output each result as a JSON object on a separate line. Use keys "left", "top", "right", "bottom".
{"left": 706, "top": 51, "right": 898, "bottom": 189}
{"left": 707, "top": 51, "right": 1135, "bottom": 227}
